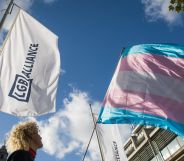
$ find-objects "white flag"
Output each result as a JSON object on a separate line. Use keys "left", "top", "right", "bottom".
{"left": 0, "top": 9, "right": 60, "bottom": 116}
{"left": 96, "top": 124, "right": 125, "bottom": 161}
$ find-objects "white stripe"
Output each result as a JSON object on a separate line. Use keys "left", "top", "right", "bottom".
{"left": 115, "top": 71, "right": 184, "bottom": 103}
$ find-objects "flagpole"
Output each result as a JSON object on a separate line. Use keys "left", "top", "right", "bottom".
{"left": 0, "top": 7, "right": 20, "bottom": 55}
{"left": 89, "top": 104, "right": 105, "bottom": 161}
{"left": 81, "top": 122, "right": 96, "bottom": 161}
{"left": 0, "top": 0, "right": 14, "bottom": 32}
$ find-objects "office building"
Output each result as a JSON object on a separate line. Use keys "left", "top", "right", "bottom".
{"left": 124, "top": 125, "right": 184, "bottom": 161}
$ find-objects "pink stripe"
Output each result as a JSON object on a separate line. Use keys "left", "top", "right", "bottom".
{"left": 103, "top": 88, "right": 184, "bottom": 123}
{"left": 120, "top": 54, "right": 184, "bottom": 80}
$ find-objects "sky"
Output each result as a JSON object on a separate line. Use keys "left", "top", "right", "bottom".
{"left": 0, "top": 0, "right": 184, "bottom": 161}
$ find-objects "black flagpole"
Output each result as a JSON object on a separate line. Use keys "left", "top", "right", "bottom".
{"left": 0, "top": 0, "right": 14, "bottom": 32}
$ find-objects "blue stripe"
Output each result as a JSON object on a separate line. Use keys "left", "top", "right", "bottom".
{"left": 122, "top": 44, "right": 184, "bottom": 59}
{"left": 97, "top": 107, "right": 184, "bottom": 137}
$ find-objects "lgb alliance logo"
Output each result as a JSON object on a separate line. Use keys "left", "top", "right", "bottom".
{"left": 9, "top": 44, "right": 39, "bottom": 102}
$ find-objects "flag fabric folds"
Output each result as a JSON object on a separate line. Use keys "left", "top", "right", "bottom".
{"left": 98, "top": 44, "right": 184, "bottom": 137}
{"left": 96, "top": 124, "right": 125, "bottom": 161}
{"left": 0, "top": 9, "right": 60, "bottom": 116}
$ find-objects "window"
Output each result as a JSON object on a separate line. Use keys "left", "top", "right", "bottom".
{"left": 150, "top": 154, "right": 161, "bottom": 161}
{"left": 161, "top": 147, "right": 170, "bottom": 160}
{"left": 167, "top": 138, "right": 180, "bottom": 155}
{"left": 125, "top": 143, "right": 134, "bottom": 157}
{"left": 136, "top": 131, "right": 145, "bottom": 145}
{"left": 177, "top": 136, "right": 184, "bottom": 147}
{"left": 150, "top": 156, "right": 157, "bottom": 161}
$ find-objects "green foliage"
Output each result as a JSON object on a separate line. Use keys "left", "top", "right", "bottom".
{"left": 169, "top": 0, "right": 184, "bottom": 12}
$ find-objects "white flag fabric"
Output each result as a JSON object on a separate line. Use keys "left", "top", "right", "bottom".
{"left": 0, "top": 9, "right": 60, "bottom": 116}
{"left": 96, "top": 124, "right": 125, "bottom": 161}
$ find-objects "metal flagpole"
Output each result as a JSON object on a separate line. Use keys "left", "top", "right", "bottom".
{"left": 89, "top": 104, "right": 105, "bottom": 161}
{"left": 82, "top": 48, "right": 126, "bottom": 161}
{"left": 0, "top": 0, "right": 14, "bottom": 32}
{"left": 0, "top": 5, "right": 20, "bottom": 55}
{"left": 81, "top": 123, "right": 96, "bottom": 161}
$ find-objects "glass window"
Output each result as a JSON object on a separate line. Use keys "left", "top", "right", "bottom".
{"left": 150, "top": 154, "right": 161, "bottom": 161}
{"left": 136, "top": 131, "right": 145, "bottom": 144}
{"left": 167, "top": 138, "right": 180, "bottom": 155}
{"left": 161, "top": 147, "right": 170, "bottom": 160}
{"left": 177, "top": 136, "right": 184, "bottom": 147}
{"left": 150, "top": 156, "right": 158, "bottom": 161}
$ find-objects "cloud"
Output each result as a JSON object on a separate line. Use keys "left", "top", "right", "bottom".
{"left": 60, "top": 69, "right": 66, "bottom": 75}
{"left": 141, "top": 0, "right": 183, "bottom": 25}
{"left": 3, "top": 89, "right": 131, "bottom": 160}
{"left": 14, "top": 0, "right": 33, "bottom": 11}
{"left": 37, "top": 89, "right": 101, "bottom": 160}
{"left": 33, "top": 89, "right": 131, "bottom": 160}
{"left": 0, "top": 1, "right": 7, "bottom": 11}
{"left": 42, "top": 0, "right": 58, "bottom": 4}
{"left": 6, "top": 88, "right": 131, "bottom": 160}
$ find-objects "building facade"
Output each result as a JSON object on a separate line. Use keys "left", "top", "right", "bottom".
{"left": 123, "top": 125, "right": 184, "bottom": 161}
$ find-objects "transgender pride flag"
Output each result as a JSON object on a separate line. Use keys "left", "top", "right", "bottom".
{"left": 98, "top": 44, "right": 184, "bottom": 137}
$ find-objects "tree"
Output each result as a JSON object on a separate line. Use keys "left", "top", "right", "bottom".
{"left": 169, "top": 0, "right": 184, "bottom": 12}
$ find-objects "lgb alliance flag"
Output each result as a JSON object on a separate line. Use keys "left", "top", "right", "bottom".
{"left": 96, "top": 124, "right": 125, "bottom": 161}
{"left": 98, "top": 44, "right": 184, "bottom": 137}
{"left": 0, "top": 9, "right": 60, "bottom": 116}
